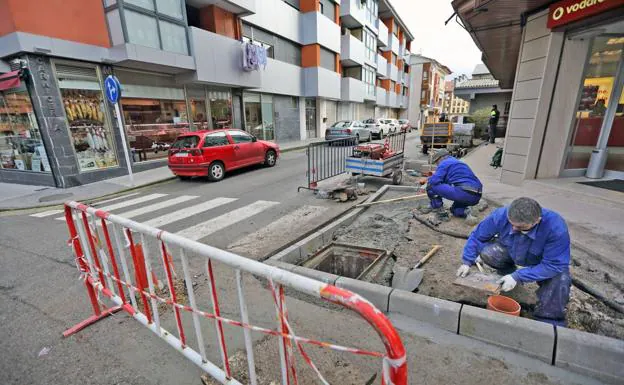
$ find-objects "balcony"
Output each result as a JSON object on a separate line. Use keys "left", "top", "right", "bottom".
{"left": 304, "top": 67, "right": 341, "bottom": 99}
{"left": 388, "top": 33, "right": 399, "bottom": 55}
{"left": 258, "top": 58, "right": 303, "bottom": 96}
{"left": 341, "top": 77, "right": 365, "bottom": 103}
{"left": 403, "top": 72, "right": 410, "bottom": 86}
{"left": 387, "top": 63, "right": 399, "bottom": 82}
{"left": 189, "top": 0, "right": 256, "bottom": 15}
{"left": 376, "top": 54, "right": 388, "bottom": 78}
{"left": 302, "top": 12, "right": 341, "bottom": 53}
{"left": 376, "top": 19, "right": 388, "bottom": 48}
{"left": 243, "top": 0, "right": 299, "bottom": 43}
{"left": 340, "top": 33, "right": 366, "bottom": 67}
{"left": 185, "top": 27, "right": 260, "bottom": 88}
{"left": 376, "top": 87, "right": 388, "bottom": 106}
{"left": 388, "top": 92, "right": 397, "bottom": 108}
{"left": 340, "top": 0, "right": 366, "bottom": 28}
{"left": 399, "top": 95, "right": 408, "bottom": 108}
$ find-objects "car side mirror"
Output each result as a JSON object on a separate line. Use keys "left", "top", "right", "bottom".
{"left": 252, "top": 136, "right": 257, "bottom": 142}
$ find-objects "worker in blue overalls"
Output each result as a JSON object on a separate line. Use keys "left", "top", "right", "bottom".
{"left": 419, "top": 149, "right": 483, "bottom": 218}
{"left": 457, "top": 197, "right": 572, "bottom": 326}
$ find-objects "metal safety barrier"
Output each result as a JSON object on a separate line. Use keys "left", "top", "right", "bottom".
{"left": 63, "top": 201, "right": 407, "bottom": 385}
{"left": 299, "top": 132, "right": 406, "bottom": 191}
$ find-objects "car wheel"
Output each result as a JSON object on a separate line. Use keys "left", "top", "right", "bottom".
{"left": 208, "top": 161, "right": 225, "bottom": 182}
{"left": 265, "top": 150, "right": 277, "bottom": 167}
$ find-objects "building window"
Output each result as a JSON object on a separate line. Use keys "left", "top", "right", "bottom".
{"left": 320, "top": 47, "right": 336, "bottom": 72}
{"left": 366, "top": 0, "right": 378, "bottom": 25}
{"left": 504, "top": 101, "right": 511, "bottom": 115}
{"left": 282, "top": 0, "right": 299, "bottom": 10}
{"left": 363, "top": 65, "right": 376, "bottom": 96}
{"left": 120, "top": 0, "right": 188, "bottom": 55}
{"left": 319, "top": 0, "right": 334, "bottom": 21}
{"left": 242, "top": 22, "right": 302, "bottom": 66}
{"left": 363, "top": 28, "right": 376, "bottom": 62}
{"left": 54, "top": 63, "right": 119, "bottom": 172}
{"left": 423, "top": 71, "right": 428, "bottom": 80}
{"left": 0, "top": 82, "right": 51, "bottom": 173}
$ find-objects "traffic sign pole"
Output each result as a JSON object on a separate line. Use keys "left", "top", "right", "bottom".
{"left": 105, "top": 75, "right": 134, "bottom": 187}
{"left": 114, "top": 102, "right": 134, "bottom": 186}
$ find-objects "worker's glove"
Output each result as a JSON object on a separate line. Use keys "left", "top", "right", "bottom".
{"left": 497, "top": 275, "right": 517, "bottom": 292}
{"left": 456, "top": 264, "right": 471, "bottom": 278}
{"left": 418, "top": 177, "right": 428, "bottom": 185}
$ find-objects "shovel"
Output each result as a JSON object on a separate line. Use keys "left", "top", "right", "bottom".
{"left": 392, "top": 245, "right": 442, "bottom": 291}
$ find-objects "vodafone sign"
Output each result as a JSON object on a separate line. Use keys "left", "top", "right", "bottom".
{"left": 547, "top": 0, "right": 624, "bottom": 29}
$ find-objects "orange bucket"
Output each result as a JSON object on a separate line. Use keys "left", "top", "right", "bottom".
{"left": 487, "top": 295, "right": 521, "bottom": 316}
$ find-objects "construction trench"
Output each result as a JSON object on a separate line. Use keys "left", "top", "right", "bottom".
{"left": 262, "top": 182, "right": 624, "bottom": 384}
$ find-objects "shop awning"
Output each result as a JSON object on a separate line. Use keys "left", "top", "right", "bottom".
{"left": 0, "top": 70, "right": 21, "bottom": 91}
{"left": 451, "top": 0, "right": 552, "bottom": 89}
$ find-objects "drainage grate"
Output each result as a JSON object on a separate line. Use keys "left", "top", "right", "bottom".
{"left": 302, "top": 243, "right": 387, "bottom": 280}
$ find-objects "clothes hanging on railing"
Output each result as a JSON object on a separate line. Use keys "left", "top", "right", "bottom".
{"left": 242, "top": 42, "right": 267, "bottom": 72}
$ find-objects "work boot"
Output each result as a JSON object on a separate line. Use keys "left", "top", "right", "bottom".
{"left": 436, "top": 209, "right": 451, "bottom": 222}
{"left": 464, "top": 208, "right": 480, "bottom": 226}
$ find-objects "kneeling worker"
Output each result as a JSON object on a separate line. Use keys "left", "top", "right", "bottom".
{"left": 457, "top": 197, "right": 571, "bottom": 326}
{"left": 419, "top": 149, "right": 482, "bottom": 218}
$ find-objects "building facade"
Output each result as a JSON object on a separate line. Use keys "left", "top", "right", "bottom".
{"left": 443, "top": 78, "right": 470, "bottom": 118}
{"left": 453, "top": 0, "right": 624, "bottom": 184}
{"left": 0, "top": 0, "right": 413, "bottom": 187}
{"left": 405, "top": 55, "right": 451, "bottom": 129}
{"left": 454, "top": 64, "right": 513, "bottom": 136}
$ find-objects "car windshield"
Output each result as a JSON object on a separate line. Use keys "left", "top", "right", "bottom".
{"left": 399, "top": 120, "right": 408, "bottom": 124}
{"left": 331, "top": 121, "right": 352, "bottom": 128}
{"left": 171, "top": 135, "right": 200, "bottom": 149}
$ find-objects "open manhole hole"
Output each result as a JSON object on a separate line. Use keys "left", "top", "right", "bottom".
{"left": 301, "top": 243, "right": 388, "bottom": 280}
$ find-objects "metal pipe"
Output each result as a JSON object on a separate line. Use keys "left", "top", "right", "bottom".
{"left": 180, "top": 248, "right": 209, "bottom": 362}
{"left": 235, "top": 269, "right": 258, "bottom": 385}
{"left": 111, "top": 222, "right": 139, "bottom": 311}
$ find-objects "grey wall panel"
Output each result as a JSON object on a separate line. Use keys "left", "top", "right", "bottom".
{"left": 258, "top": 59, "right": 303, "bottom": 96}
{"left": 274, "top": 95, "right": 301, "bottom": 142}
{"left": 243, "top": 0, "right": 301, "bottom": 43}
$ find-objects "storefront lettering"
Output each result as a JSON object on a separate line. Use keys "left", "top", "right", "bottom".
{"left": 35, "top": 57, "right": 56, "bottom": 116}
{"left": 548, "top": 0, "right": 624, "bottom": 28}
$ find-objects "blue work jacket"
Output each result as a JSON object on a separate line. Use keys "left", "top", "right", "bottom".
{"left": 462, "top": 207, "right": 570, "bottom": 282}
{"left": 428, "top": 157, "right": 482, "bottom": 190}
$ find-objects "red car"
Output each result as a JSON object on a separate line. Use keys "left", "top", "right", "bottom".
{"left": 168, "top": 129, "right": 280, "bottom": 181}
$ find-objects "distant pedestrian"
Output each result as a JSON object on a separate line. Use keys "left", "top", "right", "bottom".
{"left": 488, "top": 105, "right": 500, "bottom": 144}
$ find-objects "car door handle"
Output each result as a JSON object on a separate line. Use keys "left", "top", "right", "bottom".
{"left": 234, "top": 145, "right": 240, "bottom": 150}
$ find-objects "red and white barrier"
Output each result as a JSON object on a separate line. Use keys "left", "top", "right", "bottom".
{"left": 63, "top": 201, "right": 407, "bottom": 385}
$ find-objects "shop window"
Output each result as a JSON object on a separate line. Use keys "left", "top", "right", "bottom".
{"left": 0, "top": 83, "right": 50, "bottom": 173}
{"left": 55, "top": 63, "right": 119, "bottom": 172}
{"left": 244, "top": 93, "right": 274, "bottom": 141}
{"left": 565, "top": 35, "right": 624, "bottom": 170}
{"left": 208, "top": 89, "right": 233, "bottom": 129}
{"left": 203, "top": 132, "right": 229, "bottom": 147}
{"left": 187, "top": 87, "right": 209, "bottom": 131}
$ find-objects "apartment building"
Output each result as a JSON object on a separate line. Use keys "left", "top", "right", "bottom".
{"left": 0, "top": 0, "right": 413, "bottom": 187}
{"left": 443, "top": 78, "right": 469, "bottom": 118}
{"left": 405, "top": 55, "right": 451, "bottom": 129}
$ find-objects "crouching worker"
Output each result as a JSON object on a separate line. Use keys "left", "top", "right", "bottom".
{"left": 419, "top": 149, "right": 482, "bottom": 218}
{"left": 457, "top": 197, "right": 572, "bottom": 326}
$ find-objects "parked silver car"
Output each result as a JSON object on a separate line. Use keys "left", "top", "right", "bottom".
{"left": 384, "top": 119, "right": 400, "bottom": 133}
{"left": 363, "top": 118, "right": 390, "bottom": 139}
{"left": 325, "top": 120, "right": 372, "bottom": 143}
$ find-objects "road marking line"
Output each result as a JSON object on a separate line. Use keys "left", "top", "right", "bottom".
{"left": 92, "top": 192, "right": 140, "bottom": 206}
{"left": 30, "top": 209, "right": 64, "bottom": 218}
{"left": 115, "top": 195, "right": 199, "bottom": 219}
{"left": 55, "top": 193, "right": 168, "bottom": 220}
{"left": 144, "top": 197, "right": 238, "bottom": 229}
{"left": 227, "top": 205, "right": 328, "bottom": 258}
{"left": 177, "top": 200, "right": 280, "bottom": 241}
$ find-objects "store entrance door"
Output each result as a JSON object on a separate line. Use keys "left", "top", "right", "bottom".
{"left": 305, "top": 98, "right": 316, "bottom": 139}
{"left": 565, "top": 30, "right": 624, "bottom": 177}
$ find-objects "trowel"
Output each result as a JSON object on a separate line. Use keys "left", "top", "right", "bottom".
{"left": 392, "top": 245, "right": 442, "bottom": 291}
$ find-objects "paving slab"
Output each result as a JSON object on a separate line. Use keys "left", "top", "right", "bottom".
{"left": 459, "top": 305, "right": 555, "bottom": 363}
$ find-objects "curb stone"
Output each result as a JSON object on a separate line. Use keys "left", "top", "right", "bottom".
{"left": 388, "top": 289, "right": 461, "bottom": 333}
{"left": 335, "top": 277, "right": 392, "bottom": 312}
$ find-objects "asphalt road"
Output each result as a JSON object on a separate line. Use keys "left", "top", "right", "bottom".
{"left": 0, "top": 132, "right": 599, "bottom": 385}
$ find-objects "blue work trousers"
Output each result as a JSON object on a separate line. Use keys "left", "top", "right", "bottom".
{"left": 479, "top": 243, "right": 571, "bottom": 326}
{"left": 427, "top": 183, "right": 481, "bottom": 217}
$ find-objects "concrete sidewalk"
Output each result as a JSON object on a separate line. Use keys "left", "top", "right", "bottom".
{"left": 463, "top": 140, "right": 624, "bottom": 271}
{"left": 0, "top": 138, "right": 315, "bottom": 211}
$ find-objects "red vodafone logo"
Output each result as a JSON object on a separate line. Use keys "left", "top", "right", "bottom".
{"left": 547, "top": 0, "right": 624, "bottom": 29}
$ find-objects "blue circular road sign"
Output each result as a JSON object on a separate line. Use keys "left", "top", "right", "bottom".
{"left": 104, "top": 75, "right": 121, "bottom": 104}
